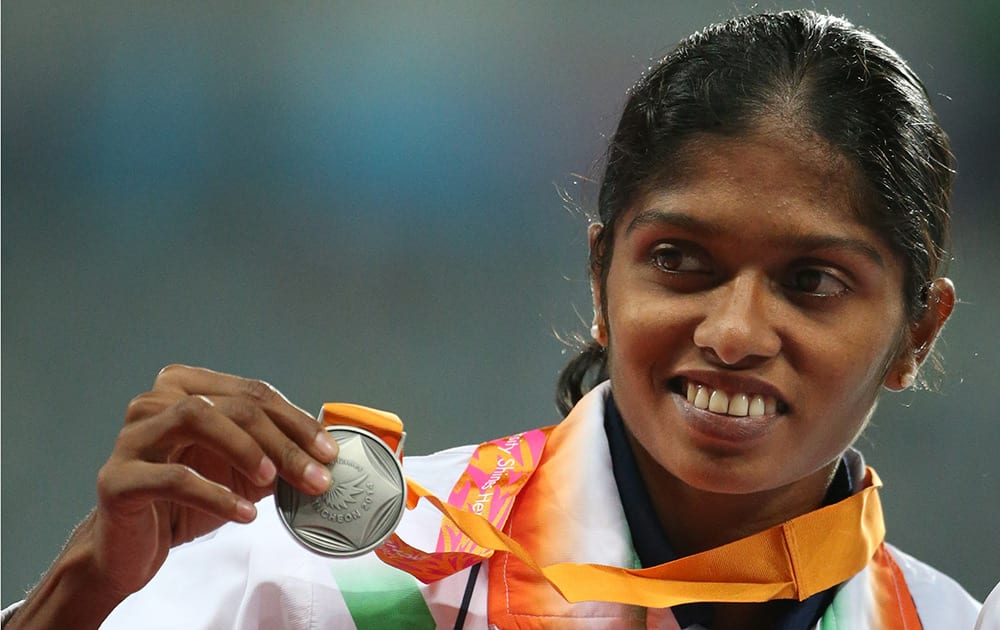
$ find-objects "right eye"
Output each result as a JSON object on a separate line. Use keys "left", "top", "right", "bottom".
{"left": 650, "top": 242, "right": 711, "bottom": 274}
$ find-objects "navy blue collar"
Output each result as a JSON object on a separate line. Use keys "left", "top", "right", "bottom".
{"left": 604, "top": 392, "right": 851, "bottom": 629}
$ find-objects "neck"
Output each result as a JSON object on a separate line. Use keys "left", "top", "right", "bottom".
{"left": 627, "top": 432, "right": 839, "bottom": 556}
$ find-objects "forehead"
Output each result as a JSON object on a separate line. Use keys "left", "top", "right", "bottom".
{"left": 623, "top": 131, "right": 878, "bottom": 246}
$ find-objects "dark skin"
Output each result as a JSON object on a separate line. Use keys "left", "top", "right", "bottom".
{"left": 590, "top": 131, "right": 955, "bottom": 629}
{"left": 8, "top": 365, "right": 339, "bottom": 630}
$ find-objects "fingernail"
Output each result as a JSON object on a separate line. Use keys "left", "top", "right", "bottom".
{"left": 313, "top": 431, "right": 338, "bottom": 460}
{"left": 256, "top": 456, "right": 276, "bottom": 485}
{"left": 236, "top": 499, "right": 256, "bottom": 522}
{"left": 304, "top": 462, "right": 332, "bottom": 492}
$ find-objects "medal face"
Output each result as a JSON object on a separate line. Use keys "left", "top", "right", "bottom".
{"left": 275, "top": 425, "right": 407, "bottom": 557}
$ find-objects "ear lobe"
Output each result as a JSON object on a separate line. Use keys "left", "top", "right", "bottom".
{"left": 589, "top": 294, "right": 608, "bottom": 346}
{"left": 885, "top": 364, "right": 917, "bottom": 392}
{"left": 588, "top": 223, "right": 609, "bottom": 346}
{"left": 884, "top": 277, "right": 956, "bottom": 391}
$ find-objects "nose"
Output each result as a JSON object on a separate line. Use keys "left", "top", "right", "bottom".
{"left": 692, "top": 272, "right": 781, "bottom": 367}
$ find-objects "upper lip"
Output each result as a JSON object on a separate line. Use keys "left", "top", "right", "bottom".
{"left": 674, "top": 370, "right": 789, "bottom": 409}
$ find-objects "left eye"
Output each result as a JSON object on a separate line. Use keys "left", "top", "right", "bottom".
{"left": 785, "top": 268, "right": 849, "bottom": 296}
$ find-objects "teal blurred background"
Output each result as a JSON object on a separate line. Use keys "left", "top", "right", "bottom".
{"left": 4, "top": 0, "right": 998, "bottom": 605}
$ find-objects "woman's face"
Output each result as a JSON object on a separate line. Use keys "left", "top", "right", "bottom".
{"left": 596, "top": 131, "right": 911, "bottom": 495}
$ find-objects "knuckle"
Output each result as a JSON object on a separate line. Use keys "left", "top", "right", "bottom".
{"left": 155, "top": 363, "right": 186, "bottom": 382}
{"left": 124, "top": 393, "right": 156, "bottom": 423}
{"left": 95, "top": 462, "right": 116, "bottom": 495}
{"left": 279, "top": 439, "right": 302, "bottom": 471}
{"left": 112, "top": 423, "right": 168, "bottom": 465}
{"left": 227, "top": 397, "right": 260, "bottom": 427}
{"left": 166, "top": 396, "right": 212, "bottom": 432}
{"left": 161, "top": 464, "right": 194, "bottom": 490}
{"left": 177, "top": 394, "right": 212, "bottom": 416}
{"left": 243, "top": 378, "right": 278, "bottom": 404}
{"left": 112, "top": 422, "right": 134, "bottom": 448}
{"left": 96, "top": 461, "right": 130, "bottom": 508}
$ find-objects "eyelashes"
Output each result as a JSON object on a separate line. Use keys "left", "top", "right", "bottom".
{"left": 647, "top": 241, "right": 854, "bottom": 299}
{"left": 781, "top": 268, "right": 850, "bottom": 297}
{"left": 650, "top": 242, "right": 712, "bottom": 274}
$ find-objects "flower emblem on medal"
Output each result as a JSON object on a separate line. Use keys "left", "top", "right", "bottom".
{"left": 322, "top": 471, "right": 369, "bottom": 510}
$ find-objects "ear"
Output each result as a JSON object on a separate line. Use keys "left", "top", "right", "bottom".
{"left": 884, "top": 278, "right": 956, "bottom": 391}
{"left": 588, "top": 222, "right": 609, "bottom": 346}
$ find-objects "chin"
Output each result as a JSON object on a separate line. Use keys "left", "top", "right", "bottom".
{"left": 668, "top": 454, "right": 787, "bottom": 496}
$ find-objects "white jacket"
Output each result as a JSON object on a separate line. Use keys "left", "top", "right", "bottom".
{"left": 82, "top": 385, "right": 984, "bottom": 628}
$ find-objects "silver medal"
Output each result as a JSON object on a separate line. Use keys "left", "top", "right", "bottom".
{"left": 275, "top": 425, "right": 407, "bottom": 557}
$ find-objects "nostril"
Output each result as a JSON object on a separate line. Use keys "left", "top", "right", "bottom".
{"left": 698, "top": 339, "right": 779, "bottom": 370}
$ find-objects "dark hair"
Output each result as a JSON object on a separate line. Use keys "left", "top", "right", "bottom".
{"left": 556, "top": 9, "right": 954, "bottom": 416}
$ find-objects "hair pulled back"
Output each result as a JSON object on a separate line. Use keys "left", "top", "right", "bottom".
{"left": 556, "top": 10, "right": 954, "bottom": 416}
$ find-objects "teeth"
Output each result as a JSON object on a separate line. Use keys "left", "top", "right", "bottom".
{"left": 729, "top": 393, "right": 749, "bottom": 417}
{"left": 693, "top": 386, "right": 711, "bottom": 410}
{"left": 683, "top": 381, "right": 780, "bottom": 417}
{"left": 708, "top": 390, "right": 729, "bottom": 413}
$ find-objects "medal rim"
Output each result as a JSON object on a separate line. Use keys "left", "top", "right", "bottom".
{"left": 275, "top": 424, "right": 407, "bottom": 558}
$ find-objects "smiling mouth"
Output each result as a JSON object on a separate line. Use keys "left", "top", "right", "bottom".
{"left": 670, "top": 377, "right": 788, "bottom": 417}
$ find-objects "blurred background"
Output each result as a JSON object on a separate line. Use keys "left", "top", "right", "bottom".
{"left": 3, "top": 0, "right": 998, "bottom": 605}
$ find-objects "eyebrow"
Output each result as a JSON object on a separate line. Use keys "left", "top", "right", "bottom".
{"left": 626, "top": 209, "right": 724, "bottom": 237}
{"left": 625, "top": 209, "right": 885, "bottom": 268}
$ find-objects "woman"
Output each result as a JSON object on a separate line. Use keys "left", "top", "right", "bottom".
{"left": 4, "top": 9, "right": 983, "bottom": 629}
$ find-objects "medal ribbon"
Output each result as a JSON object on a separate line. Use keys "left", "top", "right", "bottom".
{"left": 321, "top": 402, "right": 887, "bottom": 608}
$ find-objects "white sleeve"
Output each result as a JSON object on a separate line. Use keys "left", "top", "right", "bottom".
{"left": 977, "top": 582, "right": 1000, "bottom": 630}
{"left": 4, "top": 444, "right": 477, "bottom": 630}
{"left": 887, "top": 544, "right": 981, "bottom": 628}
{"left": 1, "top": 601, "right": 24, "bottom": 626}
{"left": 99, "top": 444, "right": 478, "bottom": 629}
{"left": 99, "top": 500, "right": 357, "bottom": 630}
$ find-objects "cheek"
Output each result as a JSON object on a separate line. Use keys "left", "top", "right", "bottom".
{"left": 605, "top": 288, "right": 688, "bottom": 371}
{"left": 796, "top": 320, "right": 902, "bottom": 426}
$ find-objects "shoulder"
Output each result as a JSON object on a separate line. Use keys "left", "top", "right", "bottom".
{"left": 885, "top": 543, "right": 981, "bottom": 626}
{"left": 977, "top": 582, "right": 1000, "bottom": 630}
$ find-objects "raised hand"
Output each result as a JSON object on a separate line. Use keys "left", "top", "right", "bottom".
{"left": 9, "top": 365, "right": 338, "bottom": 629}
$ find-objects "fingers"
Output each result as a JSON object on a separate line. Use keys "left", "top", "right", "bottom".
{"left": 98, "top": 459, "right": 258, "bottom": 525}
{"left": 187, "top": 395, "right": 335, "bottom": 494}
{"left": 122, "top": 366, "right": 340, "bottom": 497}
{"left": 74, "top": 365, "right": 343, "bottom": 601}
{"left": 116, "top": 395, "right": 278, "bottom": 488}
{"left": 150, "top": 365, "right": 338, "bottom": 465}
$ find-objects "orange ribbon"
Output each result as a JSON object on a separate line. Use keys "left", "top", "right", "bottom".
{"left": 321, "top": 402, "right": 887, "bottom": 608}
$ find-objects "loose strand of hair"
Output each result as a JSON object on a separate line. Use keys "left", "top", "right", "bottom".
{"left": 555, "top": 342, "right": 608, "bottom": 417}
